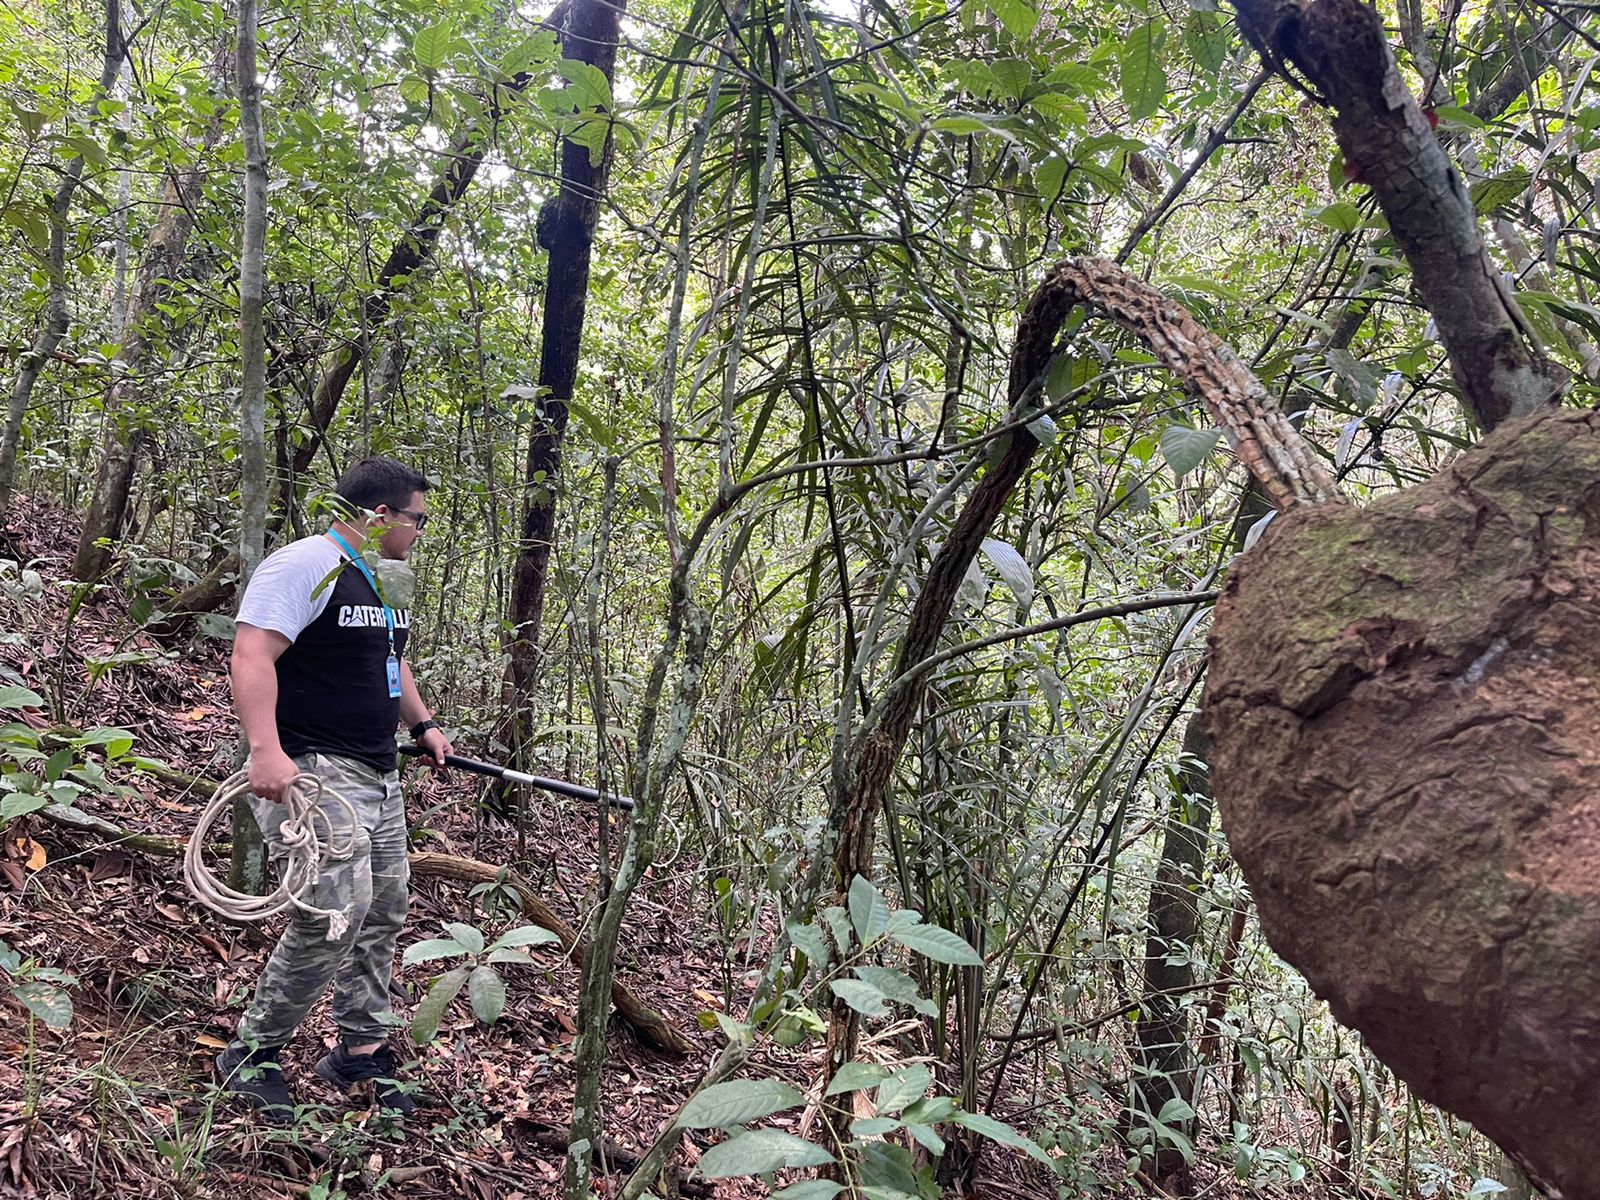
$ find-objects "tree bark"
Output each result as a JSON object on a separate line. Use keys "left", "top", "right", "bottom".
{"left": 1129, "top": 717, "right": 1213, "bottom": 1189}
{"left": 73, "top": 42, "right": 230, "bottom": 582}
{"left": 1232, "top": 0, "right": 1568, "bottom": 432}
{"left": 236, "top": 0, "right": 269, "bottom": 583}
{"left": 504, "top": 0, "right": 625, "bottom": 767}
{"left": 0, "top": 0, "right": 125, "bottom": 521}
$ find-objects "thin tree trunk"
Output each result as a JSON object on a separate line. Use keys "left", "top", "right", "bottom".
{"left": 237, "top": 0, "right": 269, "bottom": 581}
{"left": 1129, "top": 717, "right": 1213, "bottom": 1190}
{"left": 74, "top": 41, "right": 230, "bottom": 582}
{"left": 504, "top": 0, "right": 625, "bottom": 767}
{"left": 1232, "top": 0, "right": 1568, "bottom": 432}
{"left": 0, "top": 0, "right": 124, "bottom": 521}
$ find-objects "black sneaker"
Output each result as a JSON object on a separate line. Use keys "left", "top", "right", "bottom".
{"left": 312, "top": 1044, "right": 418, "bottom": 1117}
{"left": 216, "top": 1043, "right": 295, "bottom": 1123}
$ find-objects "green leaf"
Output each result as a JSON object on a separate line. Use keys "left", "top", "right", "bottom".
{"left": 887, "top": 922, "right": 984, "bottom": 967}
{"left": 932, "top": 114, "right": 1000, "bottom": 137}
{"left": 951, "top": 1110, "right": 1054, "bottom": 1164}
{"left": 556, "top": 59, "right": 612, "bottom": 111}
{"left": 1120, "top": 21, "right": 1168, "bottom": 122}
{"left": 467, "top": 965, "right": 506, "bottom": 1024}
{"left": 412, "top": 21, "right": 452, "bottom": 73}
{"left": 847, "top": 875, "right": 891, "bottom": 946}
{"left": 1311, "top": 201, "right": 1361, "bottom": 234}
{"left": 0, "top": 793, "right": 51, "bottom": 823}
{"left": 43, "top": 748, "right": 74, "bottom": 784}
{"left": 830, "top": 978, "right": 892, "bottom": 1017}
{"left": 854, "top": 966, "right": 936, "bottom": 1016}
{"left": 0, "top": 685, "right": 44, "bottom": 712}
{"left": 990, "top": 58, "right": 1030, "bottom": 102}
{"left": 499, "top": 31, "right": 558, "bottom": 78}
{"left": 409, "top": 965, "right": 470, "bottom": 1043}
{"left": 72, "top": 727, "right": 135, "bottom": 758}
{"left": 1158, "top": 424, "right": 1223, "bottom": 480}
{"left": 772, "top": 1183, "right": 843, "bottom": 1200}
{"left": 1470, "top": 167, "right": 1531, "bottom": 214}
{"left": 486, "top": 924, "right": 561, "bottom": 952}
{"left": 980, "top": 539, "right": 1033, "bottom": 609}
{"left": 851, "top": 1116, "right": 902, "bottom": 1137}
{"left": 567, "top": 115, "right": 611, "bottom": 167}
{"left": 875, "top": 1064, "right": 930, "bottom": 1114}
{"left": 1185, "top": 11, "right": 1229, "bottom": 77}
{"left": 696, "top": 1129, "right": 833, "bottom": 1179}
{"left": 677, "top": 1078, "right": 805, "bottom": 1130}
{"left": 826, "top": 1061, "right": 889, "bottom": 1096}
{"left": 445, "top": 922, "right": 485, "bottom": 954}
{"left": 15, "top": 981, "right": 72, "bottom": 1028}
{"left": 989, "top": 0, "right": 1038, "bottom": 40}
{"left": 822, "top": 905, "right": 853, "bottom": 955}
{"left": 787, "top": 920, "right": 832, "bottom": 970}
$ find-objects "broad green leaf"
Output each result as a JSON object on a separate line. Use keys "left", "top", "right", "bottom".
{"left": 410, "top": 965, "right": 470, "bottom": 1043}
{"left": 411, "top": 21, "right": 452, "bottom": 74}
{"left": 773, "top": 1183, "right": 843, "bottom": 1200}
{"left": 1185, "top": 11, "right": 1229, "bottom": 77}
{"left": 875, "top": 1064, "right": 930, "bottom": 1114}
{"left": 1036, "top": 156, "right": 1067, "bottom": 202}
{"left": 980, "top": 539, "right": 1033, "bottom": 610}
{"left": 942, "top": 61, "right": 994, "bottom": 98}
{"left": 830, "top": 978, "right": 892, "bottom": 1017}
{"left": 887, "top": 922, "right": 984, "bottom": 967}
{"left": 851, "top": 1117, "right": 902, "bottom": 1137}
{"left": 848, "top": 875, "right": 891, "bottom": 945}
{"left": 487, "top": 924, "right": 561, "bottom": 952}
{"left": 485, "top": 947, "right": 536, "bottom": 965}
{"left": 1158, "top": 424, "right": 1223, "bottom": 480}
{"left": 952, "top": 1110, "right": 1054, "bottom": 1164}
{"left": 467, "top": 965, "right": 506, "bottom": 1024}
{"left": 15, "top": 981, "right": 72, "bottom": 1028}
{"left": 905, "top": 1121, "right": 946, "bottom": 1154}
{"left": 990, "top": 58, "right": 1030, "bottom": 102}
{"left": 500, "top": 31, "right": 558, "bottom": 78}
{"left": 1311, "top": 201, "right": 1361, "bottom": 234}
{"left": 1027, "top": 93, "right": 1086, "bottom": 125}
{"left": 402, "top": 937, "right": 468, "bottom": 966}
{"left": 696, "top": 1129, "right": 834, "bottom": 1178}
{"left": 557, "top": 59, "right": 612, "bottom": 111}
{"left": 787, "top": 920, "right": 832, "bottom": 969}
{"left": 933, "top": 115, "right": 1000, "bottom": 137}
{"left": 1157, "top": 1097, "right": 1196, "bottom": 1124}
{"left": 822, "top": 905, "right": 853, "bottom": 955}
{"left": 854, "top": 966, "right": 936, "bottom": 1016}
{"left": 1120, "top": 21, "right": 1167, "bottom": 122}
{"left": 445, "top": 922, "right": 485, "bottom": 954}
{"left": 677, "top": 1078, "right": 805, "bottom": 1129}
{"left": 989, "top": 0, "right": 1038, "bottom": 40}
{"left": 0, "top": 685, "right": 45, "bottom": 711}
{"left": 567, "top": 115, "right": 610, "bottom": 167}
{"left": 826, "top": 1061, "right": 889, "bottom": 1096}
{"left": 0, "top": 793, "right": 51, "bottom": 823}
{"left": 1470, "top": 167, "right": 1531, "bottom": 214}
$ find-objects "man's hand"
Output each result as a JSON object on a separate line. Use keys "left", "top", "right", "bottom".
{"left": 248, "top": 746, "right": 300, "bottom": 802}
{"left": 417, "top": 725, "right": 454, "bottom": 768}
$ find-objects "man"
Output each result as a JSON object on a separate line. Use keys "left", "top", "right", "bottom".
{"left": 216, "top": 455, "right": 453, "bottom": 1120}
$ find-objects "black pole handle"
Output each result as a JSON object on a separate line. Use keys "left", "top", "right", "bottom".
{"left": 398, "top": 744, "right": 635, "bottom": 811}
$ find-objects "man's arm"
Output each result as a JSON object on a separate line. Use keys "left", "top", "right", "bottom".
{"left": 399, "top": 659, "right": 454, "bottom": 767}
{"left": 232, "top": 623, "right": 298, "bottom": 801}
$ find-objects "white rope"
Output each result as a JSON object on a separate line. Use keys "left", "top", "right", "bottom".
{"left": 184, "top": 770, "right": 358, "bottom": 941}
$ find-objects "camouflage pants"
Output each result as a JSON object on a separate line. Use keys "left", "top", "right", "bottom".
{"left": 230, "top": 752, "right": 410, "bottom": 1049}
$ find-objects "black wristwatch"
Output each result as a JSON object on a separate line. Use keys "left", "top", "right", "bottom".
{"left": 410, "top": 719, "right": 442, "bottom": 740}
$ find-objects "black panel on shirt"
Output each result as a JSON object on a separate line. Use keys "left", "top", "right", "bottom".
{"left": 275, "top": 560, "right": 411, "bottom": 772}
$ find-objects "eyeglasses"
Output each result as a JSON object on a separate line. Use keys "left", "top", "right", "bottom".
{"left": 390, "top": 507, "right": 429, "bottom": 531}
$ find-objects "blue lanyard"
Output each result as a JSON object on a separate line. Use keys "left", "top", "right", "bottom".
{"left": 326, "top": 530, "right": 396, "bottom": 653}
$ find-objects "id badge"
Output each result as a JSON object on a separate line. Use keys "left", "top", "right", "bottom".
{"left": 385, "top": 653, "right": 403, "bottom": 698}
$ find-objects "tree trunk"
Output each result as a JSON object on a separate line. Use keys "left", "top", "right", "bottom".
{"left": 1129, "top": 717, "right": 1213, "bottom": 1189}
{"left": 0, "top": 0, "right": 124, "bottom": 522}
{"left": 1232, "top": 0, "right": 1567, "bottom": 432}
{"left": 74, "top": 42, "right": 230, "bottom": 583}
{"left": 236, "top": 0, "right": 269, "bottom": 582}
{"left": 504, "top": 0, "right": 625, "bottom": 766}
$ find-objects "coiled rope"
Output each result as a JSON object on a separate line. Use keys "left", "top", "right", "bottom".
{"left": 184, "top": 770, "right": 358, "bottom": 941}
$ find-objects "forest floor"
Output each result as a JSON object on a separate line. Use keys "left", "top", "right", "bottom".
{"left": 0, "top": 496, "right": 1252, "bottom": 1200}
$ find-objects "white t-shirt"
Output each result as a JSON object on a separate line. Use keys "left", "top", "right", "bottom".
{"left": 237, "top": 536, "right": 348, "bottom": 641}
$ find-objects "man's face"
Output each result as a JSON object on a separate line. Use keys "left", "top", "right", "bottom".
{"left": 373, "top": 490, "right": 428, "bottom": 560}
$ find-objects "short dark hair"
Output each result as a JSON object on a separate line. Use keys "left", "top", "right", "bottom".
{"left": 335, "top": 456, "right": 430, "bottom": 512}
